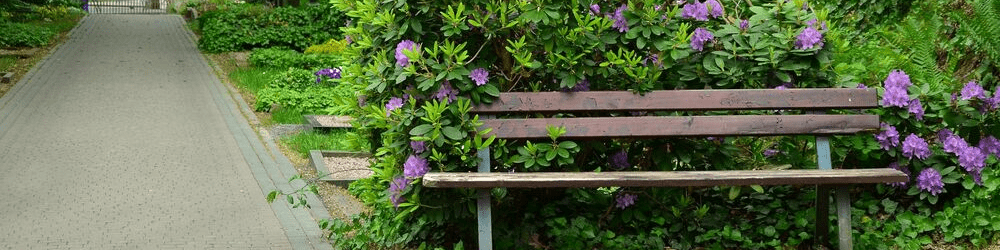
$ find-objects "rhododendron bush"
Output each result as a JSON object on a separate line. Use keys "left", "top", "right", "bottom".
{"left": 314, "top": 0, "right": 1000, "bottom": 248}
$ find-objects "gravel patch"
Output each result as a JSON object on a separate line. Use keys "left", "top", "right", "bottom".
{"left": 268, "top": 124, "right": 309, "bottom": 139}
{"left": 322, "top": 156, "right": 372, "bottom": 180}
{"left": 311, "top": 115, "right": 353, "bottom": 128}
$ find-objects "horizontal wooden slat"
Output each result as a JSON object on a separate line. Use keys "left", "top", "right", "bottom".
{"left": 472, "top": 89, "right": 877, "bottom": 114}
{"left": 481, "top": 115, "right": 879, "bottom": 139}
{"left": 422, "top": 169, "right": 908, "bottom": 188}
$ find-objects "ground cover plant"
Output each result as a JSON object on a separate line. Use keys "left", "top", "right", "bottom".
{"left": 266, "top": 0, "right": 1000, "bottom": 249}
{"left": 195, "top": 2, "right": 347, "bottom": 52}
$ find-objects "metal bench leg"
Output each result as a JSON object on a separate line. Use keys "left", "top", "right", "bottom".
{"left": 816, "top": 186, "right": 830, "bottom": 246}
{"left": 836, "top": 186, "right": 853, "bottom": 250}
{"left": 476, "top": 146, "right": 493, "bottom": 250}
{"left": 815, "top": 135, "right": 832, "bottom": 247}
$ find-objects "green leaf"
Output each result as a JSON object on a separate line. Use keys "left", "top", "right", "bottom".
{"left": 750, "top": 185, "right": 764, "bottom": 193}
{"left": 483, "top": 84, "right": 500, "bottom": 97}
{"left": 728, "top": 186, "right": 740, "bottom": 200}
{"left": 411, "top": 124, "right": 434, "bottom": 136}
{"left": 559, "top": 141, "right": 578, "bottom": 149}
{"left": 287, "top": 195, "right": 294, "bottom": 204}
{"left": 442, "top": 126, "right": 466, "bottom": 140}
{"left": 266, "top": 191, "right": 278, "bottom": 203}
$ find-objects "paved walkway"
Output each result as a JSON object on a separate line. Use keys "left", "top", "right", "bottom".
{"left": 0, "top": 15, "right": 331, "bottom": 249}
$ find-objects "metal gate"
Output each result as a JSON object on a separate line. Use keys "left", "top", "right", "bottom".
{"left": 87, "top": 0, "right": 170, "bottom": 14}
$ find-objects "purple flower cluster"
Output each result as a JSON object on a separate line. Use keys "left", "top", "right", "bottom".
{"left": 908, "top": 99, "right": 924, "bottom": 120}
{"left": 705, "top": 0, "right": 724, "bottom": 18}
{"left": 979, "top": 136, "right": 1000, "bottom": 156}
{"left": 961, "top": 81, "right": 986, "bottom": 100}
{"left": 385, "top": 97, "right": 404, "bottom": 116}
{"left": 410, "top": 140, "right": 427, "bottom": 154}
{"left": 739, "top": 19, "right": 749, "bottom": 31}
{"left": 434, "top": 81, "right": 458, "bottom": 103}
{"left": 690, "top": 28, "right": 714, "bottom": 51}
{"left": 403, "top": 155, "right": 430, "bottom": 178}
{"left": 887, "top": 162, "right": 910, "bottom": 188}
{"left": 611, "top": 4, "right": 629, "bottom": 33}
{"left": 794, "top": 26, "right": 824, "bottom": 50}
{"left": 681, "top": 1, "right": 708, "bottom": 21}
{"left": 875, "top": 123, "right": 900, "bottom": 150}
{"left": 469, "top": 68, "right": 489, "bottom": 86}
{"left": 901, "top": 134, "right": 931, "bottom": 160}
{"left": 916, "top": 168, "right": 944, "bottom": 196}
{"left": 763, "top": 149, "right": 782, "bottom": 157}
{"left": 610, "top": 150, "right": 630, "bottom": 170}
{"left": 395, "top": 40, "right": 420, "bottom": 67}
{"left": 881, "top": 70, "right": 912, "bottom": 107}
{"left": 590, "top": 4, "right": 601, "bottom": 15}
{"left": 958, "top": 146, "right": 986, "bottom": 174}
{"left": 314, "top": 68, "right": 342, "bottom": 83}
{"left": 388, "top": 176, "right": 409, "bottom": 208}
{"left": 562, "top": 79, "right": 590, "bottom": 92}
{"left": 615, "top": 192, "right": 637, "bottom": 209}
{"left": 857, "top": 83, "right": 868, "bottom": 89}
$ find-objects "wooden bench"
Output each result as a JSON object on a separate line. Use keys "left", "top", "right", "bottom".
{"left": 422, "top": 88, "right": 907, "bottom": 250}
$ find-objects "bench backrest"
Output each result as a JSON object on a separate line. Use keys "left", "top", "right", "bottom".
{"left": 470, "top": 88, "right": 879, "bottom": 139}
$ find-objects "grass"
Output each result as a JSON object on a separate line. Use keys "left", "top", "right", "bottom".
{"left": 282, "top": 130, "right": 353, "bottom": 158}
{"left": 0, "top": 56, "right": 15, "bottom": 72}
{"left": 29, "top": 13, "right": 86, "bottom": 34}
{"left": 272, "top": 108, "right": 305, "bottom": 124}
{"left": 229, "top": 67, "right": 279, "bottom": 94}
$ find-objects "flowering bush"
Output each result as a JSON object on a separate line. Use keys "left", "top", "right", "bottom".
{"left": 320, "top": 0, "right": 886, "bottom": 248}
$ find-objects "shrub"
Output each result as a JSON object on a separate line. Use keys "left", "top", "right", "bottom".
{"left": 196, "top": 3, "right": 347, "bottom": 53}
{"left": 248, "top": 47, "right": 341, "bottom": 69}
{"left": 304, "top": 39, "right": 348, "bottom": 54}
{"left": 0, "top": 22, "right": 53, "bottom": 48}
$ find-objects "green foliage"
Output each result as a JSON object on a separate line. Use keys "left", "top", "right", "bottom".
{"left": 281, "top": 130, "right": 354, "bottom": 158}
{"left": 816, "top": 0, "right": 913, "bottom": 33}
{"left": 0, "top": 22, "right": 53, "bottom": 48}
{"left": 304, "top": 39, "right": 348, "bottom": 55}
{"left": 196, "top": 3, "right": 346, "bottom": 53}
{"left": 962, "top": 0, "right": 1000, "bottom": 64}
{"left": 248, "top": 47, "right": 341, "bottom": 69}
{"left": 230, "top": 67, "right": 281, "bottom": 95}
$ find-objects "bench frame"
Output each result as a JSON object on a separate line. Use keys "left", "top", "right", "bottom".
{"left": 423, "top": 89, "right": 906, "bottom": 250}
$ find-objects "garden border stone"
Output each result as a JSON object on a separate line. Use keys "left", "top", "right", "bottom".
{"left": 1, "top": 72, "right": 12, "bottom": 84}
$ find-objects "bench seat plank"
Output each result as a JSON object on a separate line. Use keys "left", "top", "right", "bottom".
{"left": 423, "top": 169, "right": 908, "bottom": 188}
{"left": 473, "top": 89, "right": 877, "bottom": 114}
{"left": 483, "top": 115, "right": 879, "bottom": 139}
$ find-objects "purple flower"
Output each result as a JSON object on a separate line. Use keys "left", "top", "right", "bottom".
{"left": 388, "top": 176, "right": 409, "bottom": 208}
{"left": 410, "top": 140, "right": 427, "bottom": 154}
{"left": 881, "top": 70, "right": 912, "bottom": 107}
{"left": 385, "top": 97, "right": 404, "bottom": 116}
{"left": 681, "top": 1, "right": 709, "bottom": 21}
{"left": 985, "top": 92, "right": 1000, "bottom": 110}
{"left": 705, "top": 0, "right": 724, "bottom": 18}
{"left": 611, "top": 4, "right": 629, "bottom": 33}
{"left": 314, "top": 68, "right": 342, "bottom": 83}
{"left": 916, "top": 168, "right": 944, "bottom": 196}
{"left": 615, "top": 192, "right": 637, "bottom": 209}
{"left": 403, "top": 155, "right": 430, "bottom": 178}
{"left": 562, "top": 79, "right": 590, "bottom": 92}
{"left": 937, "top": 129, "right": 954, "bottom": 143}
{"left": 958, "top": 146, "right": 986, "bottom": 174}
{"left": 643, "top": 53, "right": 661, "bottom": 68}
{"left": 806, "top": 18, "right": 817, "bottom": 27}
{"left": 345, "top": 35, "right": 352, "bottom": 44}
{"left": 887, "top": 162, "right": 910, "bottom": 188}
{"left": 470, "top": 68, "right": 489, "bottom": 86}
{"left": 961, "top": 81, "right": 986, "bottom": 100}
{"left": 876, "top": 123, "right": 900, "bottom": 150}
{"left": 763, "top": 149, "right": 781, "bottom": 157}
{"left": 943, "top": 134, "right": 969, "bottom": 154}
{"left": 908, "top": 99, "right": 924, "bottom": 120}
{"left": 395, "top": 40, "right": 419, "bottom": 67}
{"left": 434, "top": 81, "right": 458, "bottom": 103}
{"left": 978, "top": 136, "right": 1000, "bottom": 156}
{"left": 901, "top": 134, "right": 931, "bottom": 160}
{"left": 884, "top": 70, "right": 913, "bottom": 89}
{"left": 739, "top": 19, "right": 749, "bottom": 31}
{"left": 590, "top": 4, "right": 600, "bottom": 15}
{"left": 690, "top": 27, "right": 714, "bottom": 51}
{"left": 794, "top": 26, "right": 824, "bottom": 50}
{"left": 857, "top": 83, "right": 868, "bottom": 89}
{"left": 610, "top": 150, "right": 630, "bottom": 170}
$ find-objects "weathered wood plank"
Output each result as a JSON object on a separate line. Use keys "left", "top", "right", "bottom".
{"left": 472, "top": 89, "right": 877, "bottom": 114}
{"left": 481, "top": 115, "right": 879, "bottom": 139}
{"left": 422, "top": 169, "right": 908, "bottom": 188}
